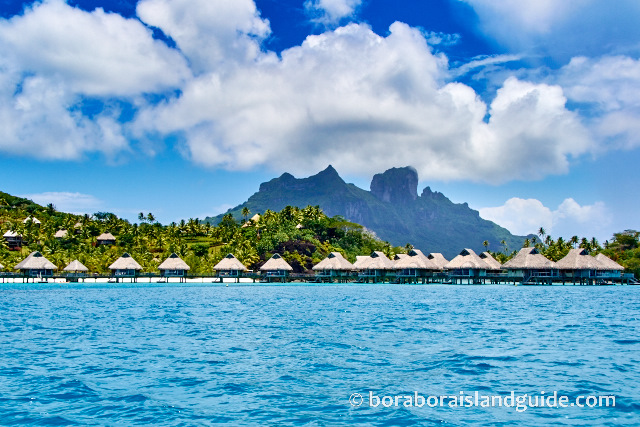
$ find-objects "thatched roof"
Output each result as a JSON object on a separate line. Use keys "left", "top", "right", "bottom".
{"left": 355, "top": 251, "right": 395, "bottom": 270}
{"left": 3, "top": 230, "right": 20, "bottom": 238}
{"left": 54, "top": 229, "right": 68, "bottom": 239}
{"left": 479, "top": 252, "right": 502, "bottom": 270}
{"left": 394, "top": 249, "right": 439, "bottom": 270}
{"left": 158, "top": 253, "right": 190, "bottom": 271}
{"left": 63, "top": 260, "right": 89, "bottom": 272}
{"left": 352, "top": 256, "right": 369, "bottom": 269}
{"left": 108, "top": 253, "right": 142, "bottom": 270}
{"left": 594, "top": 254, "right": 624, "bottom": 271}
{"left": 501, "top": 247, "right": 557, "bottom": 270}
{"left": 0, "top": 262, "right": 4, "bottom": 269}
{"left": 15, "top": 251, "right": 57, "bottom": 270}
{"left": 394, "top": 254, "right": 409, "bottom": 261}
{"left": 23, "top": 216, "right": 41, "bottom": 224}
{"left": 556, "top": 248, "right": 605, "bottom": 270}
{"left": 427, "top": 253, "right": 449, "bottom": 269}
{"left": 97, "top": 232, "right": 116, "bottom": 241}
{"left": 445, "top": 248, "right": 491, "bottom": 270}
{"left": 214, "top": 253, "right": 248, "bottom": 271}
{"left": 313, "top": 252, "right": 354, "bottom": 271}
{"left": 260, "top": 253, "right": 293, "bottom": 271}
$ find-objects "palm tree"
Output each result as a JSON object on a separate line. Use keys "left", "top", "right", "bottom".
{"left": 482, "top": 240, "right": 489, "bottom": 251}
{"left": 241, "top": 207, "right": 250, "bottom": 223}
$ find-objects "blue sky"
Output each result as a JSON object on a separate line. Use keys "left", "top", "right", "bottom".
{"left": 1, "top": 0, "right": 639, "bottom": 244}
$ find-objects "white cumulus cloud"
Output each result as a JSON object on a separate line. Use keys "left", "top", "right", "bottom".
{"left": 479, "top": 197, "right": 610, "bottom": 240}
{"left": 304, "top": 0, "right": 363, "bottom": 26}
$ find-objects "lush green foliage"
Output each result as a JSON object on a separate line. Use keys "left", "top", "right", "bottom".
{"left": 0, "top": 193, "right": 400, "bottom": 275}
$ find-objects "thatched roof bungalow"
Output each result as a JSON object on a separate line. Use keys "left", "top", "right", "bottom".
{"left": 3, "top": 230, "right": 22, "bottom": 249}
{"left": 479, "top": 252, "right": 502, "bottom": 271}
{"left": 501, "top": 247, "right": 558, "bottom": 283}
{"left": 158, "top": 253, "right": 190, "bottom": 277}
{"left": 427, "top": 253, "right": 449, "bottom": 270}
{"left": 556, "top": 249, "right": 606, "bottom": 283}
{"left": 214, "top": 253, "right": 248, "bottom": 278}
{"left": 356, "top": 251, "right": 395, "bottom": 282}
{"left": 445, "top": 249, "right": 491, "bottom": 283}
{"left": 97, "top": 232, "right": 116, "bottom": 246}
{"left": 15, "top": 251, "right": 57, "bottom": 277}
{"left": 260, "top": 253, "right": 293, "bottom": 281}
{"left": 312, "top": 252, "right": 354, "bottom": 281}
{"left": 108, "top": 253, "right": 142, "bottom": 277}
{"left": 54, "top": 229, "right": 68, "bottom": 240}
{"left": 394, "top": 249, "right": 439, "bottom": 279}
{"left": 63, "top": 260, "right": 89, "bottom": 272}
{"left": 23, "top": 216, "right": 41, "bottom": 226}
{"left": 594, "top": 254, "right": 624, "bottom": 272}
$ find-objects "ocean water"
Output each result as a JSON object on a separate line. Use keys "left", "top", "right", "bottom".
{"left": 1, "top": 284, "right": 639, "bottom": 426}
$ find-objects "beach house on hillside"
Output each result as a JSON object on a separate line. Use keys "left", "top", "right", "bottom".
{"left": 501, "top": 247, "right": 558, "bottom": 285}
{"left": 260, "top": 253, "right": 293, "bottom": 282}
{"left": 97, "top": 232, "right": 116, "bottom": 246}
{"left": 312, "top": 252, "right": 354, "bottom": 282}
{"left": 3, "top": 230, "right": 22, "bottom": 250}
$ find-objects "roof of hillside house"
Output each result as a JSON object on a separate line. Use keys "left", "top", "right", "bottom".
{"left": 97, "top": 232, "right": 116, "bottom": 241}
{"left": 54, "top": 229, "right": 68, "bottom": 239}
{"left": 260, "top": 253, "right": 293, "bottom": 271}
{"left": 355, "top": 251, "right": 395, "bottom": 270}
{"left": 394, "top": 249, "right": 439, "bottom": 270}
{"left": 23, "top": 216, "right": 41, "bottom": 224}
{"left": 313, "top": 252, "right": 355, "bottom": 271}
{"left": 480, "top": 252, "right": 502, "bottom": 270}
{"left": 556, "top": 248, "right": 605, "bottom": 270}
{"left": 158, "top": 253, "right": 191, "bottom": 271}
{"left": 15, "top": 251, "right": 57, "bottom": 270}
{"left": 108, "top": 253, "right": 142, "bottom": 270}
{"left": 63, "top": 260, "right": 89, "bottom": 272}
{"left": 3, "top": 230, "right": 20, "bottom": 238}
{"left": 501, "top": 247, "right": 558, "bottom": 270}
{"left": 0, "top": 262, "right": 4, "bottom": 269}
{"left": 445, "top": 248, "right": 491, "bottom": 270}
{"left": 427, "top": 253, "right": 449, "bottom": 269}
{"left": 594, "top": 254, "right": 624, "bottom": 271}
{"left": 214, "top": 254, "right": 248, "bottom": 271}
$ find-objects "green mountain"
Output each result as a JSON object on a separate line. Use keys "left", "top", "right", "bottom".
{"left": 204, "top": 165, "right": 527, "bottom": 258}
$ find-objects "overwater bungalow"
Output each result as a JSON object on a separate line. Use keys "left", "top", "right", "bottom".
{"left": 593, "top": 254, "right": 626, "bottom": 283}
{"left": 312, "top": 252, "right": 354, "bottom": 282}
{"left": 427, "top": 253, "right": 449, "bottom": 270}
{"left": 501, "top": 247, "right": 558, "bottom": 285}
{"left": 479, "top": 251, "right": 505, "bottom": 282}
{"left": 556, "top": 248, "right": 607, "bottom": 285}
{"left": 445, "top": 249, "right": 491, "bottom": 284}
{"left": 108, "top": 253, "right": 142, "bottom": 281}
{"left": 158, "top": 253, "right": 190, "bottom": 281}
{"left": 54, "top": 229, "right": 68, "bottom": 240}
{"left": 3, "top": 230, "right": 22, "bottom": 249}
{"left": 214, "top": 253, "right": 248, "bottom": 282}
{"left": 356, "top": 251, "right": 395, "bottom": 283}
{"left": 97, "top": 232, "right": 116, "bottom": 246}
{"left": 394, "top": 249, "right": 439, "bottom": 283}
{"left": 63, "top": 260, "right": 89, "bottom": 281}
{"left": 260, "top": 253, "right": 293, "bottom": 282}
{"left": 15, "top": 251, "right": 57, "bottom": 280}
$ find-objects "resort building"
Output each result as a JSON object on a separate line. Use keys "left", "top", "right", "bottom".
{"left": 501, "top": 247, "right": 558, "bottom": 285}
{"left": 427, "top": 253, "right": 449, "bottom": 270}
{"left": 214, "top": 253, "right": 248, "bottom": 281}
{"left": 23, "top": 216, "right": 41, "bottom": 226}
{"left": 260, "top": 253, "right": 293, "bottom": 282}
{"left": 556, "top": 248, "right": 607, "bottom": 285}
{"left": 394, "top": 249, "right": 439, "bottom": 283}
{"left": 97, "top": 232, "right": 116, "bottom": 246}
{"left": 158, "top": 253, "right": 191, "bottom": 280}
{"left": 445, "top": 248, "right": 492, "bottom": 284}
{"left": 63, "top": 260, "right": 89, "bottom": 281}
{"left": 3, "top": 230, "right": 22, "bottom": 250}
{"left": 594, "top": 254, "right": 625, "bottom": 282}
{"left": 14, "top": 251, "right": 57, "bottom": 279}
{"left": 312, "top": 252, "right": 354, "bottom": 282}
{"left": 355, "top": 251, "right": 395, "bottom": 283}
{"left": 54, "top": 230, "right": 68, "bottom": 240}
{"left": 0, "top": 262, "right": 4, "bottom": 271}
{"left": 108, "top": 253, "right": 142, "bottom": 279}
